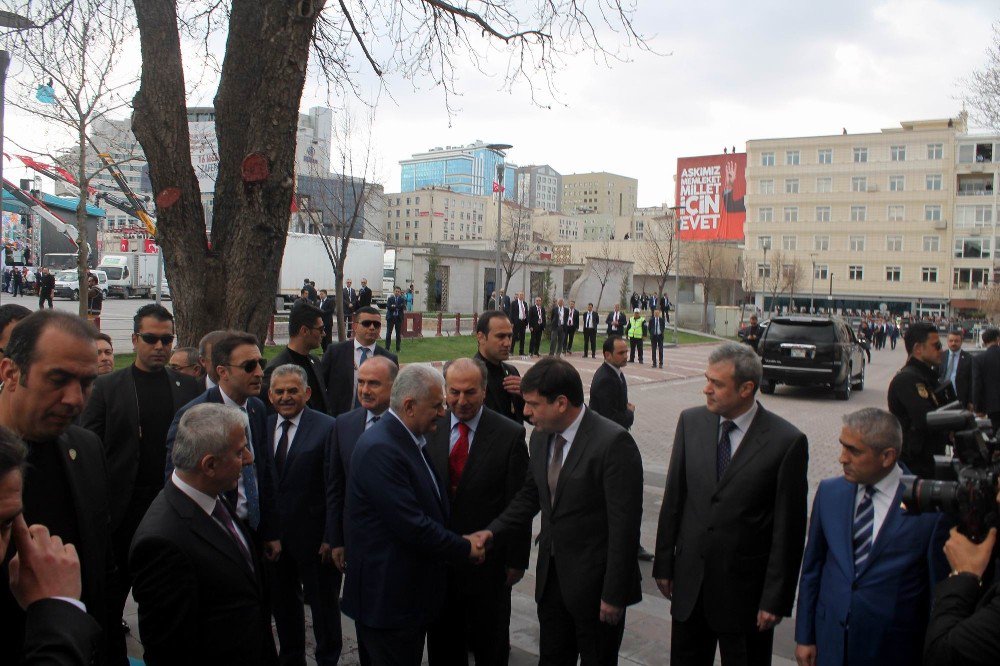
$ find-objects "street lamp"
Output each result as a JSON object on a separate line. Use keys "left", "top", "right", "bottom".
{"left": 761, "top": 240, "right": 771, "bottom": 314}
{"left": 485, "top": 143, "right": 512, "bottom": 304}
{"left": 669, "top": 204, "right": 683, "bottom": 345}
{"left": 810, "top": 252, "right": 817, "bottom": 313}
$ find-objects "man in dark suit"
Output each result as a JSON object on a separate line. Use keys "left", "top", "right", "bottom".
{"left": 197, "top": 329, "right": 230, "bottom": 391}
{"left": 385, "top": 286, "right": 406, "bottom": 353}
{"left": 317, "top": 290, "right": 336, "bottom": 351}
{"left": 548, "top": 298, "right": 568, "bottom": 357}
{"left": 972, "top": 327, "right": 1000, "bottom": 430}
{"left": 358, "top": 278, "right": 373, "bottom": 308}
{"left": 474, "top": 358, "right": 644, "bottom": 665}
{"left": 499, "top": 289, "right": 512, "bottom": 316}
{"left": 605, "top": 304, "right": 624, "bottom": 337}
{"left": 265, "top": 365, "right": 341, "bottom": 666}
{"left": 649, "top": 308, "right": 667, "bottom": 368}
{"left": 510, "top": 291, "right": 529, "bottom": 356}
{"left": 889, "top": 322, "right": 947, "bottom": 479}
{"left": 582, "top": 303, "right": 599, "bottom": 358}
{"left": 654, "top": 342, "right": 809, "bottom": 666}
{"left": 528, "top": 296, "right": 546, "bottom": 357}
{"left": 589, "top": 337, "right": 634, "bottom": 430}
{"left": 342, "top": 365, "right": 486, "bottom": 665}
{"left": 321, "top": 306, "right": 398, "bottom": 416}
{"left": 426, "top": 358, "right": 530, "bottom": 666}
{"left": 740, "top": 315, "right": 764, "bottom": 353}
{"left": 0, "top": 311, "right": 125, "bottom": 665}
{"left": 940, "top": 330, "right": 973, "bottom": 409}
{"left": 795, "top": 408, "right": 948, "bottom": 666}
{"left": 131, "top": 404, "right": 279, "bottom": 666}
{"left": 80, "top": 304, "right": 202, "bottom": 621}
{"left": 166, "top": 332, "right": 282, "bottom": 559}
{"left": 343, "top": 279, "right": 359, "bottom": 332}
{"left": 564, "top": 300, "right": 580, "bottom": 354}
{"left": 262, "top": 303, "right": 329, "bottom": 414}
{"left": 474, "top": 311, "right": 525, "bottom": 424}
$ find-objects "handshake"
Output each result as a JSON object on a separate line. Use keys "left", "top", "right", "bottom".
{"left": 462, "top": 530, "right": 494, "bottom": 564}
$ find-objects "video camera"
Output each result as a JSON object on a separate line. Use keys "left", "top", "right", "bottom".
{"left": 901, "top": 405, "right": 1000, "bottom": 543}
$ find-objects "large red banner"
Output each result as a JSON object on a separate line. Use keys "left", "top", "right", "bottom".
{"left": 675, "top": 153, "right": 746, "bottom": 241}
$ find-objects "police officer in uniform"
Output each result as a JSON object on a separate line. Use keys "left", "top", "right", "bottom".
{"left": 888, "top": 321, "right": 947, "bottom": 479}
{"left": 627, "top": 308, "right": 647, "bottom": 364}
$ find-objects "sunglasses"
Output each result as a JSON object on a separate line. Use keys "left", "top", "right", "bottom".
{"left": 138, "top": 333, "right": 175, "bottom": 346}
{"left": 358, "top": 320, "right": 382, "bottom": 329}
{"left": 226, "top": 358, "right": 267, "bottom": 373}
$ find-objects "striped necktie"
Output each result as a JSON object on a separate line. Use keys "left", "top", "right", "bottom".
{"left": 853, "top": 485, "right": 876, "bottom": 575}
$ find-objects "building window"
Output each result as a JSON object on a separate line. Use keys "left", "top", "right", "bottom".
{"left": 922, "top": 267, "right": 938, "bottom": 283}
{"left": 814, "top": 235, "right": 830, "bottom": 251}
{"left": 956, "top": 205, "right": 993, "bottom": 228}
{"left": 923, "top": 235, "right": 940, "bottom": 252}
{"left": 885, "top": 266, "right": 901, "bottom": 282}
{"left": 851, "top": 176, "right": 867, "bottom": 192}
{"left": 759, "top": 207, "right": 773, "bottom": 223}
{"left": 888, "top": 175, "right": 905, "bottom": 192}
{"left": 890, "top": 145, "right": 906, "bottom": 161}
{"left": 782, "top": 235, "right": 797, "bottom": 250}
{"left": 927, "top": 143, "right": 943, "bottom": 160}
{"left": 954, "top": 238, "right": 993, "bottom": 259}
{"left": 818, "top": 149, "right": 833, "bottom": 164}
{"left": 783, "top": 207, "right": 798, "bottom": 222}
{"left": 888, "top": 205, "right": 905, "bottom": 221}
{"left": 757, "top": 263, "right": 772, "bottom": 278}
{"left": 415, "top": 196, "right": 420, "bottom": 204}
{"left": 786, "top": 150, "right": 800, "bottom": 165}
{"left": 953, "top": 267, "right": 990, "bottom": 289}
{"left": 816, "top": 177, "right": 833, "bottom": 193}
{"left": 926, "top": 174, "right": 942, "bottom": 191}
{"left": 849, "top": 235, "right": 866, "bottom": 252}
{"left": 761, "top": 152, "right": 775, "bottom": 166}
{"left": 814, "top": 264, "right": 829, "bottom": 280}
{"left": 886, "top": 235, "right": 903, "bottom": 251}
{"left": 816, "top": 206, "right": 831, "bottom": 222}
{"left": 853, "top": 147, "right": 868, "bottom": 163}
{"left": 759, "top": 179, "right": 774, "bottom": 194}
{"left": 414, "top": 233, "right": 419, "bottom": 241}
{"left": 850, "top": 206, "right": 867, "bottom": 222}
{"left": 758, "top": 235, "right": 772, "bottom": 250}
{"left": 925, "top": 205, "right": 942, "bottom": 222}
{"left": 849, "top": 265, "right": 864, "bottom": 280}
{"left": 785, "top": 179, "right": 799, "bottom": 194}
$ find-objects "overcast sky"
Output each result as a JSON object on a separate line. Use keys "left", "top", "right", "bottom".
{"left": 4, "top": 0, "right": 998, "bottom": 207}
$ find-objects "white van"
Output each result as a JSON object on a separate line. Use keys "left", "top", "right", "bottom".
{"left": 54, "top": 269, "right": 108, "bottom": 301}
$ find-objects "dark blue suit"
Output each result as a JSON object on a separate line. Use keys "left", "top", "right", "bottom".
{"left": 795, "top": 473, "right": 948, "bottom": 666}
{"left": 165, "top": 387, "right": 280, "bottom": 541}
{"left": 266, "top": 408, "right": 342, "bottom": 666}
{"left": 326, "top": 406, "right": 368, "bottom": 549}
{"left": 342, "top": 412, "right": 471, "bottom": 663}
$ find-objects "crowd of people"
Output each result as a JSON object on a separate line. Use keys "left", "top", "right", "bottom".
{"left": 294, "top": 278, "right": 413, "bottom": 353}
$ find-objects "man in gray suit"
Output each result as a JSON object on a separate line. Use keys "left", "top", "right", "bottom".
{"left": 654, "top": 342, "right": 808, "bottom": 666}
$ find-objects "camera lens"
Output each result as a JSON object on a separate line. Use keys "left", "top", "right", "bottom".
{"left": 900, "top": 475, "right": 959, "bottom": 514}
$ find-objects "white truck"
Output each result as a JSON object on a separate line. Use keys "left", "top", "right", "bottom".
{"left": 278, "top": 233, "right": 386, "bottom": 306}
{"left": 98, "top": 252, "right": 160, "bottom": 298}
{"left": 382, "top": 248, "right": 397, "bottom": 296}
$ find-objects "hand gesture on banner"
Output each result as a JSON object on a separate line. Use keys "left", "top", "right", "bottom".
{"left": 725, "top": 160, "right": 737, "bottom": 188}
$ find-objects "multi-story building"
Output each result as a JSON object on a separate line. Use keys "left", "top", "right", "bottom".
{"left": 383, "top": 187, "right": 488, "bottom": 246}
{"left": 399, "top": 141, "right": 517, "bottom": 199}
{"left": 744, "top": 114, "right": 1000, "bottom": 317}
{"left": 294, "top": 176, "right": 385, "bottom": 240}
{"left": 561, "top": 171, "right": 638, "bottom": 216}
{"left": 515, "top": 164, "right": 562, "bottom": 211}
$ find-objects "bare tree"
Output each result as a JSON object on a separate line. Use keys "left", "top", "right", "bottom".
{"left": 961, "top": 22, "right": 1000, "bottom": 131}
{"left": 979, "top": 282, "right": 1000, "bottom": 323}
{"left": 781, "top": 259, "right": 804, "bottom": 312}
{"left": 588, "top": 240, "right": 619, "bottom": 309}
{"left": 635, "top": 214, "right": 676, "bottom": 298}
{"left": 7, "top": 0, "right": 137, "bottom": 316}
{"left": 499, "top": 202, "right": 534, "bottom": 294}
{"left": 688, "top": 241, "right": 738, "bottom": 332}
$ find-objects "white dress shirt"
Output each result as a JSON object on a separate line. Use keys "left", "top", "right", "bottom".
{"left": 585, "top": 311, "right": 595, "bottom": 328}
{"left": 218, "top": 387, "right": 252, "bottom": 520}
{"left": 549, "top": 406, "right": 587, "bottom": 466}
{"left": 172, "top": 471, "right": 250, "bottom": 552}
{"left": 718, "top": 400, "right": 759, "bottom": 456}
{"left": 387, "top": 409, "right": 440, "bottom": 499}
{"left": 365, "top": 409, "right": 385, "bottom": 430}
{"left": 854, "top": 464, "right": 903, "bottom": 542}
{"left": 272, "top": 409, "right": 303, "bottom": 456}
{"left": 449, "top": 406, "right": 483, "bottom": 454}
{"left": 518, "top": 300, "right": 526, "bottom": 319}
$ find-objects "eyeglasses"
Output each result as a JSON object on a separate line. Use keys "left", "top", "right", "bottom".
{"left": 225, "top": 358, "right": 267, "bottom": 373}
{"left": 358, "top": 320, "right": 382, "bottom": 329}
{"left": 138, "top": 333, "right": 175, "bottom": 346}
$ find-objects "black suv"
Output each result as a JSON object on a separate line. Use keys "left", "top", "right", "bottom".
{"left": 757, "top": 316, "right": 866, "bottom": 400}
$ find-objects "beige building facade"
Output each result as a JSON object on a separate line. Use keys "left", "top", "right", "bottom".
{"left": 384, "top": 187, "right": 487, "bottom": 246}
{"left": 561, "top": 172, "right": 638, "bottom": 216}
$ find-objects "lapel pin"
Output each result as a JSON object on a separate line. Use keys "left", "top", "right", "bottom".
{"left": 69, "top": 448, "right": 78, "bottom": 460}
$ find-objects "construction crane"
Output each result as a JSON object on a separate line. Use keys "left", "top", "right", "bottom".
{"left": 1, "top": 179, "right": 79, "bottom": 247}
{"left": 95, "top": 152, "right": 156, "bottom": 236}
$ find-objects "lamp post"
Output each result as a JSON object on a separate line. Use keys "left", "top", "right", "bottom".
{"left": 485, "top": 143, "right": 512, "bottom": 302}
{"left": 810, "top": 252, "right": 817, "bottom": 313}
{"left": 669, "top": 204, "right": 683, "bottom": 345}
{"left": 761, "top": 241, "right": 770, "bottom": 314}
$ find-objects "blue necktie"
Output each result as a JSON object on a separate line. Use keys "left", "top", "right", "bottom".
{"left": 717, "top": 420, "right": 737, "bottom": 481}
{"left": 353, "top": 348, "right": 371, "bottom": 409}
{"left": 239, "top": 406, "right": 261, "bottom": 530}
{"left": 853, "top": 485, "right": 876, "bottom": 575}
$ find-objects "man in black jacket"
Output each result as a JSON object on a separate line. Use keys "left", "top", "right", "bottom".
{"left": 509, "top": 292, "right": 529, "bottom": 356}
{"left": 527, "top": 296, "right": 546, "bottom": 357}
{"left": 972, "top": 327, "right": 1000, "bottom": 430}
{"left": 320, "top": 306, "right": 398, "bottom": 416}
{"left": 564, "top": 300, "right": 580, "bottom": 355}
{"left": 261, "top": 303, "right": 328, "bottom": 414}
{"left": 589, "top": 337, "right": 634, "bottom": 430}
{"left": 37, "top": 268, "right": 55, "bottom": 310}
{"left": 357, "top": 278, "right": 373, "bottom": 309}
{"left": 385, "top": 286, "right": 406, "bottom": 353}
{"left": 581, "top": 303, "right": 599, "bottom": 359}
{"left": 940, "top": 329, "right": 973, "bottom": 409}
{"left": 606, "top": 304, "right": 625, "bottom": 337}
{"left": 317, "top": 290, "right": 336, "bottom": 351}
{"left": 474, "top": 311, "right": 525, "bottom": 424}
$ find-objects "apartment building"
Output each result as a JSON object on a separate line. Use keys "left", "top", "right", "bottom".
{"left": 744, "top": 114, "right": 1000, "bottom": 316}
{"left": 515, "top": 164, "right": 562, "bottom": 211}
{"left": 383, "top": 187, "right": 487, "bottom": 246}
{"left": 561, "top": 172, "right": 638, "bottom": 216}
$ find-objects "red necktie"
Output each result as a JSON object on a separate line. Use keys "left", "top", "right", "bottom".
{"left": 448, "top": 422, "right": 470, "bottom": 496}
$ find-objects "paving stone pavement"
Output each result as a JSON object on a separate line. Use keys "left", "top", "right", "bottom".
{"left": 125, "top": 341, "right": 908, "bottom": 665}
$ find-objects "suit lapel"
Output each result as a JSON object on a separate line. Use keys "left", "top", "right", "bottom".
{"left": 55, "top": 433, "right": 99, "bottom": 578}
{"left": 552, "top": 410, "right": 594, "bottom": 510}
{"left": 121, "top": 369, "right": 141, "bottom": 442}
{"left": 456, "top": 413, "right": 495, "bottom": 497}
{"left": 694, "top": 409, "right": 720, "bottom": 491}
{"left": 281, "top": 410, "right": 310, "bottom": 480}
{"left": 425, "top": 415, "right": 451, "bottom": 484}
{"left": 716, "top": 406, "right": 771, "bottom": 493}
{"left": 168, "top": 483, "right": 256, "bottom": 581}
{"left": 858, "top": 481, "right": 906, "bottom": 579}
{"left": 530, "top": 431, "right": 553, "bottom": 508}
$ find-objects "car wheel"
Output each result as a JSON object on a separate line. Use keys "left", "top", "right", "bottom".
{"left": 760, "top": 378, "right": 776, "bottom": 395}
{"left": 835, "top": 369, "right": 852, "bottom": 400}
{"left": 854, "top": 361, "right": 866, "bottom": 391}
{"left": 71, "top": 289, "right": 79, "bottom": 301}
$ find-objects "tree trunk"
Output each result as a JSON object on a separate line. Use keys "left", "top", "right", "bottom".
{"left": 76, "top": 124, "right": 89, "bottom": 318}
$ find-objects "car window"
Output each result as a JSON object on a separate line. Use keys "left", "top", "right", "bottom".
{"left": 101, "top": 267, "right": 123, "bottom": 280}
{"left": 55, "top": 270, "right": 76, "bottom": 281}
{"left": 765, "top": 321, "right": 836, "bottom": 344}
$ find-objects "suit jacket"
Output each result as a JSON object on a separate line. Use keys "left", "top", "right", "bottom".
{"left": 939, "top": 348, "right": 973, "bottom": 407}
{"left": 549, "top": 306, "right": 568, "bottom": 332}
{"left": 130, "top": 480, "right": 278, "bottom": 666}
{"left": 81, "top": 366, "right": 202, "bottom": 531}
{"left": 261, "top": 346, "right": 329, "bottom": 414}
{"left": 565, "top": 308, "right": 579, "bottom": 331}
{"left": 648, "top": 315, "right": 667, "bottom": 338}
{"left": 605, "top": 310, "right": 625, "bottom": 336}
{"left": 426, "top": 408, "right": 530, "bottom": 589}
{"left": 386, "top": 295, "right": 406, "bottom": 322}
{"left": 972, "top": 345, "right": 1000, "bottom": 414}
{"left": 341, "top": 413, "right": 471, "bottom": 629}
{"left": 358, "top": 286, "right": 373, "bottom": 308}
{"left": 499, "top": 294, "right": 511, "bottom": 315}
{"left": 268, "top": 408, "right": 337, "bottom": 558}
{"left": 528, "top": 304, "right": 546, "bottom": 331}
{"left": 510, "top": 299, "right": 529, "bottom": 324}
{"left": 795, "top": 475, "right": 948, "bottom": 666}
{"left": 924, "top": 572, "right": 1000, "bottom": 665}
{"left": 326, "top": 406, "right": 368, "bottom": 548}
{"left": 165, "top": 388, "right": 281, "bottom": 541}
{"left": 654, "top": 404, "right": 809, "bottom": 633}
{"left": 319, "top": 340, "right": 398, "bottom": 417}
{"left": 343, "top": 287, "right": 358, "bottom": 313}
{"left": 488, "top": 408, "right": 644, "bottom": 614}
{"left": 582, "top": 309, "right": 600, "bottom": 331}
{"left": 589, "top": 362, "right": 633, "bottom": 430}
{"left": 318, "top": 297, "right": 335, "bottom": 331}
{"left": 22, "top": 599, "right": 101, "bottom": 666}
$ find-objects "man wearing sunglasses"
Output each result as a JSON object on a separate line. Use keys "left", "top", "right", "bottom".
{"left": 888, "top": 321, "right": 947, "bottom": 479}
{"left": 321, "top": 306, "right": 398, "bottom": 417}
{"left": 81, "top": 304, "right": 203, "bottom": 626}
{"left": 262, "top": 303, "right": 329, "bottom": 415}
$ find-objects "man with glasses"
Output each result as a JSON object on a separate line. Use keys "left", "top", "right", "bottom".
{"left": 81, "top": 304, "right": 203, "bottom": 627}
{"left": 262, "top": 303, "right": 329, "bottom": 414}
{"left": 321, "top": 305, "right": 398, "bottom": 417}
{"left": 168, "top": 346, "right": 204, "bottom": 380}
{"left": 888, "top": 321, "right": 947, "bottom": 479}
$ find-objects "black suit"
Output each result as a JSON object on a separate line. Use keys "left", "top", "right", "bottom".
{"left": 548, "top": 306, "right": 568, "bottom": 356}
{"left": 488, "top": 408, "right": 643, "bottom": 665}
{"left": 940, "top": 348, "right": 973, "bottom": 408}
{"left": 499, "top": 294, "right": 511, "bottom": 316}
{"left": 972, "top": 345, "right": 1000, "bottom": 427}
{"left": 510, "top": 299, "right": 529, "bottom": 355}
{"left": 528, "top": 305, "right": 546, "bottom": 356}
{"left": 605, "top": 310, "right": 625, "bottom": 337}
{"left": 267, "top": 408, "right": 342, "bottom": 666}
{"left": 130, "top": 480, "right": 278, "bottom": 666}
{"left": 326, "top": 407, "right": 370, "bottom": 552}
{"left": 924, "top": 574, "right": 1000, "bottom": 665}
{"left": 589, "top": 363, "right": 633, "bottom": 430}
{"left": 358, "top": 285, "right": 373, "bottom": 308}
{"left": 319, "top": 340, "right": 398, "bottom": 417}
{"left": 385, "top": 294, "right": 406, "bottom": 352}
{"left": 654, "top": 404, "right": 809, "bottom": 666}
{"left": 261, "top": 346, "right": 329, "bottom": 414}
{"left": 318, "top": 297, "right": 336, "bottom": 350}
{"left": 564, "top": 308, "right": 580, "bottom": 352}
{"left": 22, "top": 599, "right": 101, "bottom": 666}
{"left": 648, "top": 314, "right": 667, "bottom": 367}
{"left": 582, "top": 309, "right": 599, "bottom": 358}
{"left": 426, "top": 408, "right": 530, "bottom": 666}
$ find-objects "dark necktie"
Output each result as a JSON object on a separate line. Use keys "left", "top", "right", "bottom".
{"left": 274, "top": 419, "right": 292, "bottom": 477}
{"left": 238, "top": 406, "right": 260, "bottom": 530}
{"left": 547, "top": 434, "right": 568, "bottom": 505}
{"left": 853, "top": 485, "right": 876, "bottom": 575}
{"left": 366, "top": 414, "right": 381, "bottom": 430}
{"left": 353, "top": 348, "right": 371, "bottom": 409}
{"left": 717, "top": 420, "right": 737, "bottom": 480}
{"left": 212, "top": 498, "right": 254, "bottom": 571}
{"left": 449, "top": 422, "right": 471, "bottom": 497}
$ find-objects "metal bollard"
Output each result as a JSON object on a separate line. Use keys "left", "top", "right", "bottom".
{"left": 455, "top": 313, "right": 461, "bottom": 336}
{"left": 436, "top": 311, "right": 443, "bottom": 337}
